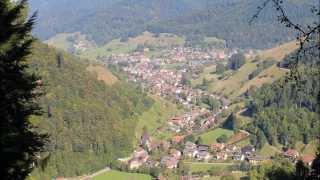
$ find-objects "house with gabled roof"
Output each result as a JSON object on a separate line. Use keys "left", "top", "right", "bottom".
{"left": 241, "top": 145, "right": 255, "bottom": 156}
{"left": 211, "top": 143, "right": 226, "bottom": 152}
{"left": 161, "top": 156, "right": 179, "bottom": 169}
{"left": 283, "top": 149, "right": 300, "bottom": 160}
{"left": 183, "top": 141, "right": 198, "bottom": 158}
{"left": 301, "top": 155, "right": 315, "bottom": 166}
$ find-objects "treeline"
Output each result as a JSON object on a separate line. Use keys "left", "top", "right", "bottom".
{"left": 29, "top": 42, "right": 154, "bottom": 178}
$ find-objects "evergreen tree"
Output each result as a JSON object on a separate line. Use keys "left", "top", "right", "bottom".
{"left": 56, "top": 52, "right": 63, "bottom": 68}
{"left": 0, "top": 0, "right": 47, "bottom": 179}
{"left": 228, "top": 53, "right": 245, "bottom": 70}
{"left": 215, "top": 63, "right": 225, "bottom": 74}
{"left": 295, "top": 160, "right": 309, "bottom": 179}
{"left": 223, "top": 113, "right": 239, "bottom": 131}
{"left": 309, "top": 148, "right": 320, "bottom": 179}
{"left": 195, "top": 137, "right": 203, "bottom": 145}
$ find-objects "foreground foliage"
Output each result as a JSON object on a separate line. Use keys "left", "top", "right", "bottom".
{"left": 246, "top": 62, "right": 320, "bottom": 148}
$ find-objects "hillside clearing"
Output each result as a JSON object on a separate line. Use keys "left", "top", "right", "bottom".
{"left": 135, "top": 95, "right": 181, "bottom": 142}
{"left": 87, "top": 65, "right": 118, "bottom": 85}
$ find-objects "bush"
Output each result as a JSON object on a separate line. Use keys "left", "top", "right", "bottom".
{"left": 216, "top": 134, "right": 228, "bottom": 143}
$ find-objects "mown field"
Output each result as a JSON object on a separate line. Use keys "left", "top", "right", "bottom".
{"left": 184, "top": 162, "right": 235, "bottom": 173}
{"left": 198, "top": 128, "right": 234, "bottom": 145}
{"left": 93, "top": 170, "right": 152, "bottom": 180}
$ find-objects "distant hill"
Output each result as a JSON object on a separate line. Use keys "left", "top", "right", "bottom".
{"left": 28, "top": 42, "right": 156, "bottom": 178}
{"left": 29, "top": 0, "right": 318, "bottom": 49}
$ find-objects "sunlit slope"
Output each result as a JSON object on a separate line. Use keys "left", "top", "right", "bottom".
{"left": 193, "top": 41, "right": 298, "bottom": 98}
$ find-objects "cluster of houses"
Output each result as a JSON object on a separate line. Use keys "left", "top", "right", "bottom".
{"left": 123, "top": 131, "right": 180, "bottom": 170}
{"left": 102, "top": 46, "right": 233, "bottom": 134}
{"left": 124, "top": 128, "right": 267, "bottom": 171}
{"left": 162, "top": 47, "right": 240, "bottom": 62}
{"left": 183, "top": 141, "right": 265, "bottom": 165}
{"left": 168, "top": 110, "right": 217, "bottom": 133}
{"left": 122, "top": 121, "right": 315, "bottom": 173}
{"left": 283, "top": 149, "right": 315, "bottom": 166}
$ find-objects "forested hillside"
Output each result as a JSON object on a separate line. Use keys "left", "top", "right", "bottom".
{"left": 29, "top": 0, "right": 317, "bottom": 49}
{"left": 245, "top": 52, "right": 320, "bottom": 149}
{"left": 28, "top": 42, "right": 154, "bottom": 178}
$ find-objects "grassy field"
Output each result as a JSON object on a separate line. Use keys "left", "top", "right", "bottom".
{"left": 80, "top": 38, "right": 137, "bottom": 59}
{"left": 191, "top": 65, "right": 216, "bottom": 86}
{"left": 295, "top": 140, "right": 319, "bottom": 155}
{"left": 198, "top": 128, "right": 234, "bottom": 145}
{"left": 93, "top": 170, "right": 152, "bottom": 180}
{"left": 135, "top": 95, "right": 182, "bottom": 142}
{"left": 258, "top": 143, "right": 282, "bottom": 158}
{"left": 128, "top": 32, "right": 185, "bottom": 48}
{"left": 184, "top": 162, "right": 237, "bottom": 173}
{"left": 80, "top": 31, "right": 184, "bottom": 60}
{"left": 259, "top": 41, "right": 298, "bottom": 61}
{"left": 202, "top": 172, "right": 248, "bottom": 180}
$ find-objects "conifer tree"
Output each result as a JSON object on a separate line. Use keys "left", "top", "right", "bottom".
{"left": 0, "top": 0, "right": 47, "bottom": 179}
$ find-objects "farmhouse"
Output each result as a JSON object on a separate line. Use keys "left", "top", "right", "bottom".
{"left": 301, "top": 155, "right": 315, "bottom": 166}
{"left": 211, "top": 143, "right": 226, "bottom": 152}
{"left": 241, "top": 145, "right": 255, "bottom": 156}
{"left": 196, "top": 151, "right": 212, "bottom": 161}
{"left": 215, "top": 152, "right": 228, "bottom": 160}
{"left": 246, "top": 156, "right": 265, "bottom": 165}
{"left": 183, "top": 141, "right": 198, "bottom": 158}
{"left": 128, "top": 148, "right": 149, "bottom": 169}
{"left": 283, "top": 149, "right": 300, "bottom": 160}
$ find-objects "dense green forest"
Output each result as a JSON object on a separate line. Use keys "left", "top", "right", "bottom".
{"left": 28, "top": 42, "right": 154, "bottom": 178}
{"left": 245, "top": 51, "right": 320, "bottom": 148}
{"left": 29, "top": 0, "right": 317, "bottom": 49}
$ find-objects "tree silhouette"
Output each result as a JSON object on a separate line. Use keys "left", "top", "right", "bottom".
{"left": 0, "top": 0, "right": 47, "bottom": 179}
{"left": 295, "top": 160, "right": 309, "bottom": 179}
{"left": 56, "top": 52, "right": 63, "bottom": 68}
